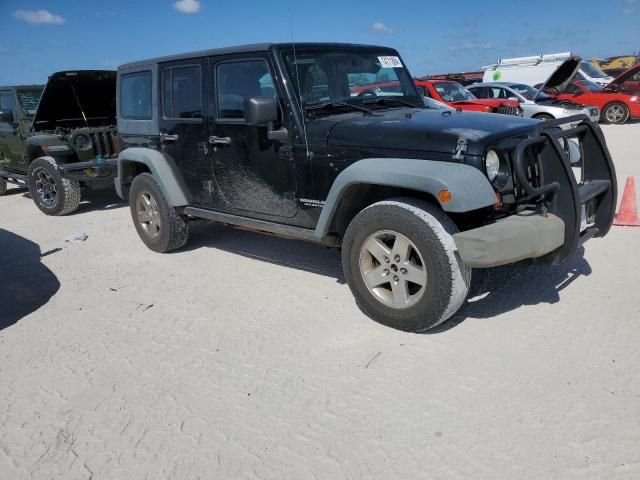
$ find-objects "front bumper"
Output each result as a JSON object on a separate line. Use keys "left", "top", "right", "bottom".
{"left": 58, "top": 158, "right": 117, "bottom": 182}
{"left": 454, "top": 210, "right": 565, "bottom": 268}
{"left": 459, "top": 115, "right": 616, "bottom": 268}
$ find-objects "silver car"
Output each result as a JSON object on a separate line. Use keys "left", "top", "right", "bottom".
{"left": 468, "top": 82, "right": 600, "bottom": 123}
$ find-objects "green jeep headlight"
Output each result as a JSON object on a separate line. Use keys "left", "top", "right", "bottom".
{"left": 74, "top": 134, "right": 93, "bottom": 151}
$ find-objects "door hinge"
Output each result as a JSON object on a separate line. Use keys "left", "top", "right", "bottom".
{"left": 452, "top": 136, "right": 468, "bottom": 160}
{"left": 279, "top": 145, "right": 294, "bottom": 162}
{"left": 198, "top": 141, "right": 208, "bottom": 155}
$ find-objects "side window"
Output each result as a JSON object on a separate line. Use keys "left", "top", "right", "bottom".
{"left": 161, "top": 65, "right": 202, "bottom": 120}
{"left": 121, "top": 71, "right": 152, "bottom": 120}
{"left": 0, "top": 93, "right": 17, "bottom": 125}
{"left": 469, "top": 87, "right": 484, "bottom": 98}
{"left": 216, "top": 60, "right": 274, "bottom": 120}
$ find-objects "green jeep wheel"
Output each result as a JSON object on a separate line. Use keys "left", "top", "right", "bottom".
{"left": 28, "top": 157, "right": 81, "bottom": 216}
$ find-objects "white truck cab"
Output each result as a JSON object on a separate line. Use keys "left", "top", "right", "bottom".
{"left": 483, "top": 52, "right": 613, "bottom": 87}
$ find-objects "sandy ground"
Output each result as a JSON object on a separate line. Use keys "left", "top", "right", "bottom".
{"left": 1, "top": 123, "right": 639, "bottom": 480}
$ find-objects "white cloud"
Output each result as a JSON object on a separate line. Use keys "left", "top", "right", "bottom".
{"left": 371, "top": 22, "right": 393, "bottom": 34}
{"left": 173, "top": 0, "right": 201, "bottom": 14}
{"left": 13, "top": 9, "right": 65, "bottom": 25}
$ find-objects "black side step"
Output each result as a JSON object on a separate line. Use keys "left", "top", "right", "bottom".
{"left": 0, "top": 170, "right": 28, "bottom": 186}
{"left": 182, "top": 206, "right": 338, "bottom": 246}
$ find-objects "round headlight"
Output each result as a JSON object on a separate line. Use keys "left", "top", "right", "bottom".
{"left": 485, "top": 149, "right": 501, "bottom": 181}
{"left": 74, "top": 134, "right": 92, "bottom": 151}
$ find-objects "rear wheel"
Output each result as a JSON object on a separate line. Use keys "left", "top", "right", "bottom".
{"left": 342, "top": 198, "right": 471, "bottom": 332}
{"left": 533, "top": 113, "right": 554, "bottom": 121}
{"left": 0, "top": 179, "right": 7, "bottom": 196}
{"left": 602, "top": 102, "right": 629, "bottom": 124}
{"left": 27, "top": 157, "right": 81, "bottom": 215}
{"left": 129, "top": 173, "right": 189, "bottom": 253}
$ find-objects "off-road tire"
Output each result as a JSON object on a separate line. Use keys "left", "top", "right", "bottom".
{"left": 129, "top": 173, "right": 189, "bottom": 253}
{"left": 342, "top": 198, "right": 471, "bottom": 332}
{"left": 601, "top": 102, "right": 629, "bottom": 125}
{"left": 28, "top": 157, "right": 81, "bottom": 216}
{"left": 533, "top": 113, "right": 554, "bottom": 121}
{"left": 0, "top": 179, "right": 7, "bottom": 196}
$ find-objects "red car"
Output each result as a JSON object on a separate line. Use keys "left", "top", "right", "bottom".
{"left": 414, "top": 80, "right": 521, "bottom": 116}
{"left": 554, "top": 64, "right": 640, "bottom": 124}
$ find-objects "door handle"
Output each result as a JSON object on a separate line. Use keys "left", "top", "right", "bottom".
{"left": 209, "top": 136, "right": 231, "bottom": 145}
{"left": 160, "top": 133, "right": 179, "bottom": 142}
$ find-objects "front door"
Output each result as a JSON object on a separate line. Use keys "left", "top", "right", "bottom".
{"left": 0, "top": 91, "right": 24, "bottom": 173}
{"left": 157, "top": 59, "right": 212, "bottom": 207}
{"left": 207, "top": 56, "right": 297, "bottom": 218}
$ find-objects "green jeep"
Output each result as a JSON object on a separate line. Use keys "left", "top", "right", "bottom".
{"left": 0, "top": 84, "right": 42, "bottom": 194}
{"left": 0, "top": 71, "right": 118, "bottom": 215}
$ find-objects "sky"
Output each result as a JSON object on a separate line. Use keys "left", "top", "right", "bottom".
{"left": 1, "top": 0, "right": 639, "bottom": 85}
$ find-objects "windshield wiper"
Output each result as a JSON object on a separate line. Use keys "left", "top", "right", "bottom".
{"left": 362, "top": 97, "right": 419, "bottom": 108}
{"left": 305, "top": 102, "right": 373, "bottom": 115}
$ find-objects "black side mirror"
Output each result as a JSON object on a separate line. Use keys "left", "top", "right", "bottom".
{"left": 244, "top": 97, "right": 278, "bottom": 126}
{"left": 0, "top": 110, "right": 14, "bottom": 124}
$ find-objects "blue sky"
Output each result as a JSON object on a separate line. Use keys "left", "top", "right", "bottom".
{"left": 1, "top": 0, "right": 639, "bottom": 85}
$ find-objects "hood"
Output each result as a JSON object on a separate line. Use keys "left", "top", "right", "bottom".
{"left": 32, "top": 70, "right": 116, "bottom": 132}
{"left": 308, "top": 108, "right": 538, "bottom": 157}
{"left": 533, "top": 56, "right": 581, "bottom": 101}
{"left": 603, "top": 63, "right": 640, "bottom": 92}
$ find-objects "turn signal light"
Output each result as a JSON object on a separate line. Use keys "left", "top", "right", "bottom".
{"left": 438, "top": 190, "right": 452, "bottom": 203}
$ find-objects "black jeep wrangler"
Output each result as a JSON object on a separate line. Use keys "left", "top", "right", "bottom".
{"left": 114, "top": 43, "right": 616, "bottom": 332}
{"left": 0, "top": 71, "right": 118, "bottom": 215}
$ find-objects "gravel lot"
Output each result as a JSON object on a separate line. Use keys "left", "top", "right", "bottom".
{"left": 1, "top": 123, "right": 639, "bottom": 480}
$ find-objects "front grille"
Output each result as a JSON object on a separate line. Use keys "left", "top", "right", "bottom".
{"left": 90, "top": 131, "right": 117, "bottom": 158}
{"left": 496, "top": 106, "right": 519, "bottom": 116}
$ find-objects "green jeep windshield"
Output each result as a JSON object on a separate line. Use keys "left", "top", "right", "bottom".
{"left": 17, "top": 88, "right": 43, "bottom": 117}
{"left": 282, "top": 49, "right": 421, "bottom": 108}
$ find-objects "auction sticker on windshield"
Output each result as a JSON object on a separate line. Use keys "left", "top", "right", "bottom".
{"left": 378, "top": 56, "right": 402, "bottom": 68}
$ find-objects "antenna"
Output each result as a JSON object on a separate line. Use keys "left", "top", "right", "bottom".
{"left": 289, "top": 16, "right": 310, "bottom": 159}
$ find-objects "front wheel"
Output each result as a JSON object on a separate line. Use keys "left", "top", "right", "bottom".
{"left": 342, "top": 198, "right": 471, "bottom": 332}
{"left": 602, "top": 102, "right": 629, "bottom": 124}
{"left": 533, "top": 113, "right": 554, "bottom": 121}
{"left": 129, "top": 173, "right": 189, "bottom": 253}
{"left": 28, "top": 157, "right": 81, "bottom": 215}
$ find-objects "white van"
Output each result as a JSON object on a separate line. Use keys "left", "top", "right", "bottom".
{"left": 482, "top": 52, "right": 613, "bottom": 87}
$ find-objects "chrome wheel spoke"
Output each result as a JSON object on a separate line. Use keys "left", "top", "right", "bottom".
{"left": 391, "top": 234, "right": 411, "bottom": 263}
{"left": 364, "top": 265, "right": 390, "bottom": 288}
{"left": 403, "top": 262, "right": 427, "bottom": 287}
{"left": 364, "top": 237, "right": 391, "bottom": 264}
{"left": 391, "top": 279, "right": 409, "bottom": 307}
{"left": 138, "top": 210, "right": 152, "bottom": 223}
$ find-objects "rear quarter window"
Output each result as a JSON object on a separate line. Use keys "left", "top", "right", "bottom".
{"left": 120, "top": 71, "right": 152, "bottom": 120}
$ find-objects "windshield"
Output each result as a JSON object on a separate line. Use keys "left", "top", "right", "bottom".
{"left": 509, "top": 83, "right": 549, "bottom": 101}
{"left": 282, "top": 49, "right": 421, "bottom": 109}
{"left": 16, "top": 88, "right": 43, "bottom": 116}
{"left": 581, "top": 61, "right": 609, "bottom": 79}
{"left": 577, "top": 80, "right": 603, "bottom": 92}
{"left": 433, "top": 81, "right": 476, "bottom": 102}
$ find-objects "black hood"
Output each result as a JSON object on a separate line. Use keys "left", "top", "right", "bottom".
{"left": 308, "top": 108, "right": 538, "bottom": 156}
{"left": 533, "top": 57, "right": 581, "bottom": 101}
{"left": 32, "top": 70, "right": 116, "bottom": 131}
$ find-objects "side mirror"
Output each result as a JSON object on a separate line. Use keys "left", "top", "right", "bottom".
{"left": 0, "top": 110, "right": 14, "bottom": 124}
{"left": 244, "top": 97, "right": 278, "bottom": 126}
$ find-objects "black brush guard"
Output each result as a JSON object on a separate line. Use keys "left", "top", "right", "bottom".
{"left": 512, "top": 115, "right": 617, "bottom": 264}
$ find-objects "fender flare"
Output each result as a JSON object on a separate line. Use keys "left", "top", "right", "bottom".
{"left": 116, "top": 148, "right": 189, "bottom": 206}
{"left": 314, "top": 158, "right": 497, "bottom": 239}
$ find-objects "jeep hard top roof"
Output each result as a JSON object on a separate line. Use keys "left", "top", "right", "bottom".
{"left": 119, "top": 42, "right": 394, "bottom": 70}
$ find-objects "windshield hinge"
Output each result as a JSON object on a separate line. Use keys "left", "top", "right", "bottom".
{"left": 452, "top": 136, "right": 468, "bottom": 160}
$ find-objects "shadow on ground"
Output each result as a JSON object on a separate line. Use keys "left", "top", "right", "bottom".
{"left": 0, "top": 229, "right": 60, "bottom": 330}
{"left": 184, "top": 222, "right": 592, "bottom": 332}
{"left": 20, "top": 186, "right": 126, "bottom": 214}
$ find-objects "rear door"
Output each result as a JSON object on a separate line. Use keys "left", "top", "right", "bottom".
{"left": 157, "top": 59, "right": 212, "bottom": 207}
{"left": 206, "top": 55, "right": 297, "bottom": 218}
{"left": 0, "top": 91, "right": 25, "bottom": 173}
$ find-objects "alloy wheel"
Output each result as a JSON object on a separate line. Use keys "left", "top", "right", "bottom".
{"left": 34, "top": 168, "right": 58, "bottom": 207}
{"left": 135, "top": 190, "right": 162, "bottom": 240}
{"left": 358, "top": 230, "right": 427, "bottom": 309}
{"left": 606, "top": 105, "right": 626, "bottom": 123}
